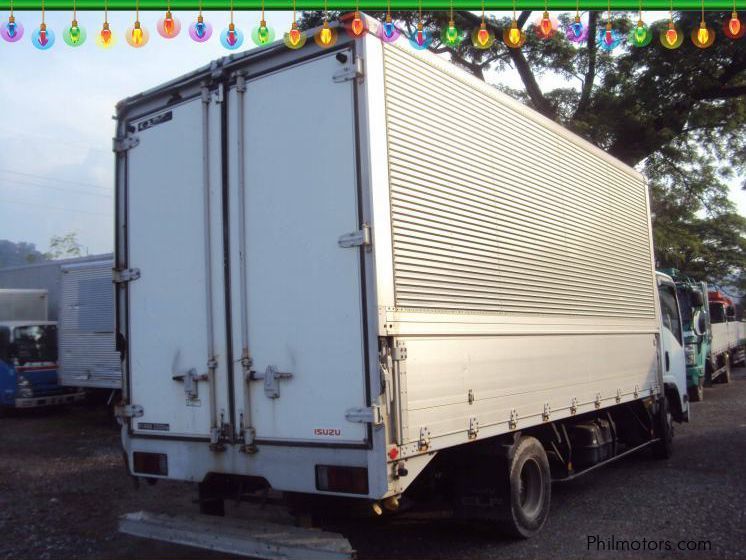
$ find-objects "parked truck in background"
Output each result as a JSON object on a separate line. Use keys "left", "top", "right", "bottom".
{"left": 0, "top": 289, "right": 85, "bottom": 413}
{"left": 58, "top": 259, "right": 122, "bottom": 394}
{"left": 708, "top": 289, "right": 746, "bottom": 383}
{"left": 113, "top": 19, "right": 689, "bottom": 555}
{"left": 659, "top": 269, "right": 710, "bottom": 402}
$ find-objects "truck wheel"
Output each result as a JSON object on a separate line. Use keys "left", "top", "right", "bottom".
{"left": 495, "top": 436, "right": 552, "bottom": 539}
{"left": 688, "top": 376, "right": 704, "bottom": 402}
{"left": 652, "top": 397, "right": 673, "bottom": 460}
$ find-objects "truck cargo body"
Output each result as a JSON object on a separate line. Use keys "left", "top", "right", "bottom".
{"left": 0, "top": 289, "right": 48, "bottom": 322}
{"left": 58, "top": 260, "right": 121, "bottom": 389}
{"left": 708, "top": 291, "right": 746, "bottom": 374}
{"left": 115, "top": 25, "right": 676, "bottom": 507}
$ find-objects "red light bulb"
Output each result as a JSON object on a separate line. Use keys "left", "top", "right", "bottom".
{"left": 540, "top": 11, "right": 552, "bottom": 36}
{"left": 351, "top": 12, "right": 364, "bottom": 36}
{"left": 729, "top": 12, "right": 741, "bottom": 36}
{"left": 666, "top": 26, "right": 678, "bottom": 45}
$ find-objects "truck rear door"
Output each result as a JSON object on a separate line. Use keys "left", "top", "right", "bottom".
{"left": 123, "top": 95, "right": 230, "bottom": 440}
{"left": 227, "top": 50, "right": 370, "bottom": 446}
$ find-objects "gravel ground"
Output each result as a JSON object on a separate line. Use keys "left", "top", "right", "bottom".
{"left": 1, "top": 368, "right": 744, "bottom": 560}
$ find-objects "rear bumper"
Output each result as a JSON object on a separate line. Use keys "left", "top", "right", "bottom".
{"left": 15, "top": 391, "right": 86, "bottom": 409}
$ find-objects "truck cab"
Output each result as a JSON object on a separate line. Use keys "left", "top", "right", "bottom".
{"left": 0, "top": 321, "right": 84, "bottom": 411}
{"left": 656, "top": 273, "right": 689, "bottom": 422}
{"left": 658, "top": 269, "right": 710, "bottom": 402}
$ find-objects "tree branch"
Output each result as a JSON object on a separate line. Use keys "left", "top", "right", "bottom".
{"left": 454, "top": 10, "right": 556, "bottom": 120}
{"left": 574, "top": 11, "right": 598, "bottom": 120}
{"left": 696, "top": 85, "right": 746, "bottom": 101}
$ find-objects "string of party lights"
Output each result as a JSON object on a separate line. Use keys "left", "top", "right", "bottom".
{"left": 2, "top": 2, "right": 744, "bottom": 51}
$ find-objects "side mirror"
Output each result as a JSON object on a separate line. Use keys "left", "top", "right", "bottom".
{"left": 692, "top": 310, "right": 707, "bottom": 337}
{"left": 726, "top": 307, "right": 736, "bottom": 320}
{"left": 691, "top": 290, "right": 704, "bottom": 307}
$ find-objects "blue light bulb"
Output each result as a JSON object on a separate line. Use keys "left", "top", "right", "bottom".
{"left": 571, "top": 21, "right": 583, "bottom": 37}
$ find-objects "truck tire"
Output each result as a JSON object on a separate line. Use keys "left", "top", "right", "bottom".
{"left": 652, "top": 397, "right": 673, "bottom": 460}
{"left": 688, "top": 376, "right": 704, "bottom": 402}
{"left": 495, "top": 436, "right": 552, "bottom": 539}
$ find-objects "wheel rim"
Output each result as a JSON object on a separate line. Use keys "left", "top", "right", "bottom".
{"left": 518, "top": 458, "right": 544, "bottom": 518}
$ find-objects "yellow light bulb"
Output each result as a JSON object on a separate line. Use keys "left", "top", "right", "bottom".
{"left": 509, "top": 27, "right": 520, "bottom": 44}
{"left": 320, "top": 23, "right": 331, "bottom": 44}
{"left": 697, "top": 25, "right": 709, "bottom": 44}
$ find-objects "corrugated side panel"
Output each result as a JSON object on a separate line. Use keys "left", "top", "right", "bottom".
{"left": 59, "top": 261, "right": 121, "bottom": 389}
{"left": 381, "top": 44, "right": 655, "bottom": 319}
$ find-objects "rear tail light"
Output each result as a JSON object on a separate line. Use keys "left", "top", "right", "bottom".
{"left": 132, "top": 452, "right": 168, "bottom": 476}
{"left": 315, "top": 465, "right": 368, "bottom": 495}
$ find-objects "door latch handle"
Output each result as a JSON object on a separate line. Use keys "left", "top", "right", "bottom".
{"left": 172, "top": 368, "right": 209, "bottom": 400}
{"left": 665, "top": 351, "right": 670, "bottom": 372}
{"left": 248, "top": 365, "right": 293, "bottom": 399}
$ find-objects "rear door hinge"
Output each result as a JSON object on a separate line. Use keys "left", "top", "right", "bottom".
{"left": 115, "top": 403, "right": 144, "bottom": 419}
{"left": 338, "top": 223, "right": 371, "bottom": 250}
{"left": 333, "top": 56, "right": 364, "bottom": 83}
{"left": 113, "top": 267, "right": 141, "bottom": 284}
{"left": 113, "top": 135, "right": 140, "bottom": 153}
{"left": 345, "top": 405, "right": 383, "bottom": 426}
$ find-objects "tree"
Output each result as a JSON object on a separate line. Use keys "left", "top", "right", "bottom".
{"left": 0, "top": 240, "right": 46, "bottom": 268}
{"left": 299, "top": 10, "right": 746, "bottom": 289}
{"left": 45, "top": 232, "right": 83, "bottom": 260}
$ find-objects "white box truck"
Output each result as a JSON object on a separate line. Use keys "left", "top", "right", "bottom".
{"left": 0, "top": 289, "right": 48, "bottom": 322}
{"left": 58, "top": 259, "right": 122, "bottom": 390}
{"left": 113, "top": 19, "right": 688, "bottom": 554}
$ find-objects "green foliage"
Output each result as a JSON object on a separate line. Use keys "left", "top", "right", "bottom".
{"left": 299, "top": 9, "right": 745, "bottom": 288}
{"left": 0, "top": 240, "right": 46, "bottom": 268}
{"left": 44, "top": 232, "right": 82, "bottom": 260}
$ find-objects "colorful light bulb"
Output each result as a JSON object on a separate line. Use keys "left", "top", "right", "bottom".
{"left": 540, "top": 11, "right": 553, "bottom": 37}
{"left": 350, "top": 11, "right": 365, "bottom": 36}
{"left": 441, "top": 19, "right": 463, "bottom": 47}
{"left": 220, "top": 22, "right": 243, "bottom": 49}
{"left": 692, "top": 20, "right": 715, "bottom": 48}
{"left": 157, "top": 10, "right": 181, "bottom": 38}
{"left": 660, "top": 21, "right": 682, "bottom": 49}
{"left": 597, "top": 22, "right": 621, "bottom": 51}
{"left": 189, "top": 15, "right": 213, "bottom": 42}
{"left": 565, "top": 14, "right": 587, "bottom": 43}
{"left": 63, "top": 19, "right": 86, "bottom": 46}
{"left": 96, "top": 21, "right": 116, "bottom": 48}
{"left": 729, "top": 12, "right": 741, "bottom": 35}
{"left": 1, "top": 15, "right": 24, "bottom": 42}
{"left": 32, "top": 22, "right": 55, "bottom": 49}
{"left": 503, "top": 19, "right": 526, "bottom": 48}
{"left": 724, "top": 11, "right": 744, "bottom": 38}
{"left": 698, "top": 24, "right": 708, "bottom": 44}
{"left": 408, "top": 21, "right": 432, "bottom": 50}
{"left": 379, "top": 14, "right": 400, "bottom": 43}
{"left": 666, "top": 25, "right": 677, "bottom": 45}
{"left": 629, "top": 20, "right": 651, "bottom": 47}
{"left": 126, "top": 20, "right": 149, "bottom": 47}
{"left": 283, "top": 21, "right": 306, "bottom": 49}
{"left": 251, "top": 19, "right": 275, "bottom": 46}
{"left": 314, "top": 20, "right": 337, "bottom": 48}
{"left": 472, "top": 21, "right": 494, "bottom": 49}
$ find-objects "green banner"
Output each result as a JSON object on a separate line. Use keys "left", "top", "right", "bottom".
{"left": 4, "top": 1, "right": 741, "bottom": 10}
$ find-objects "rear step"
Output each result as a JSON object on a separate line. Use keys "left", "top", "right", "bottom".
{"left": 119, "top": 511, "right": 356, "bottom": 560}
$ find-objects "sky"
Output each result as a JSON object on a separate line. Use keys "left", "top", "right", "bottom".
{"left": 0, "top": 10, "right": 744, "bottom": 256}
